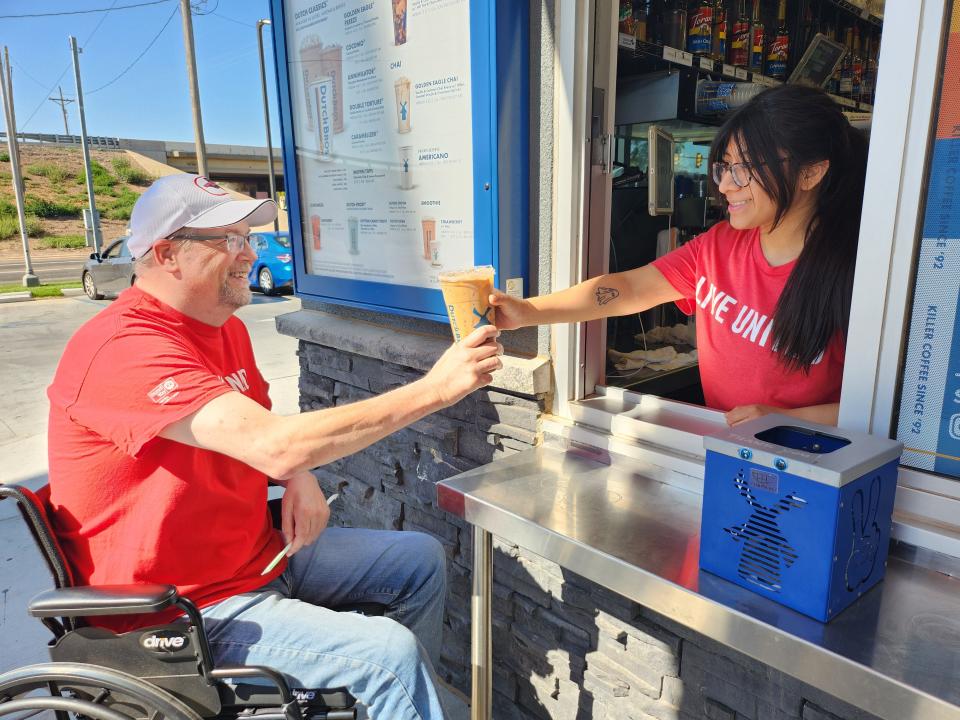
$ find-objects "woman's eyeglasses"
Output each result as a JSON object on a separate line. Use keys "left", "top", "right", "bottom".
{"left": 711, "top": 161, "right": 759, "bottom": 188}
{"left": 711, "top": 158, "right": 790, "bottom": 189}
{"left": 170, "top": 232, "right": 251, "bottom": 254}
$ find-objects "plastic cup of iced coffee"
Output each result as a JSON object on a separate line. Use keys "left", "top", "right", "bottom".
{"left": 438, "top": 266, "right": 496, "bottom": 342}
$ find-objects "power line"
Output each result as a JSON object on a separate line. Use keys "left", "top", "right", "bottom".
{"left": 19, "top": 0, "right": 120, "bottom": 130}
{"left": 88, "top": 2, "right": 179, "bottom": 94}
{"left": 210, "top": 11, "right": 250, "bottom": 28}
{"left": 0, "top": 0, "right": 172, "bottom": 20}
{"left": 10, "top": 60, "right": 49, "bottom": 89}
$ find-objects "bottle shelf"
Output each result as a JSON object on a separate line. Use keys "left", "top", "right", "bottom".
{"left": 824, "top": 0, "right": 883, "bottom": 28}
{"left": 617, "top": 33, "right": 874, "bottom": 114}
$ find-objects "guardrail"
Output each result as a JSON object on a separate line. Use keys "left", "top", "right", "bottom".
{"left": 0, "top": 132, "right": 122, "bottom": 149}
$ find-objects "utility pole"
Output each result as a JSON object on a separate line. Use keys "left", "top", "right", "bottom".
{"left": 0, "top": 47, "right": 38, "bottom": 287}
{"left": 70, "top": 36, "right": 102, "bottom": 254}
{"left": 256, "top": 19, "right": 279, "bottom": 231}
{"left": 49, "top": 86, "right": 74, "bottom": 135}
{"left": 4, "top": 47, "right": 24, "bottom": 197}
{"left": 180, "top": 0, "right": 208, "bottom": 178}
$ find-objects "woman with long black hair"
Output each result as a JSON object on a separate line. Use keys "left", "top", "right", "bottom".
{"left": 491, "top": 84, "right": 869, "bottom": 426}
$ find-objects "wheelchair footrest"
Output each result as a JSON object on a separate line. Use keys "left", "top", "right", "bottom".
{"left": 236, "top": 705, "right": 356, "bottom": 720}
{"left": 226, "top": 682, "right": 356, "bottom": 715}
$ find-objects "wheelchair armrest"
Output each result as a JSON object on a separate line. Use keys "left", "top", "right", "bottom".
{"left": 28, "top": 584, "right": 179, "bottom": 618}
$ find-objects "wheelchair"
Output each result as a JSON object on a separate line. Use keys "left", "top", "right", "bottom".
{"left": 0, "top": 483, "right": 367, "bottom": 720}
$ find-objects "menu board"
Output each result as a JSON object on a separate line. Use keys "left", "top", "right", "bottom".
{"left": 895, "top": 0, "right": 960, "bottom": 477}
{"left": 282, "top": 0, "right": 475, "bottom": 290}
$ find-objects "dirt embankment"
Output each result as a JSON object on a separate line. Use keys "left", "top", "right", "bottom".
{"left": 0, "top": 144, "right": 153, "bottom": 254}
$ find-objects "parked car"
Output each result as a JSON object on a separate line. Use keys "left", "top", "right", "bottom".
{"left": 81, "top": 235, "right": 134, "bottom": 300}
{"left": 248, "top": 231, "right": 293, "bottom": 295}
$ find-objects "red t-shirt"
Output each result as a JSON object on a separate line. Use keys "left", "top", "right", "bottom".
{"left": 46, "top": 286, "right": 285, "bottom": 632}
{"left": 651, "top": 221, "right": 845, "bottom": 412}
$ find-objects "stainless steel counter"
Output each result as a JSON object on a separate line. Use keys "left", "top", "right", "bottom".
{"left": 437, "top": 444, "right": 960, "bottom": 720}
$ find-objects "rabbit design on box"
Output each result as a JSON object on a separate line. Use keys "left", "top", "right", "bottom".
{"left": 725, "top": 476, "right": 807, "bottom": 592}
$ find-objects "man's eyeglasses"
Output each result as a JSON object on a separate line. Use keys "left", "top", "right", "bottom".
{"left": 711, "top": 158, "right": 789, "bottom": 189}
{"left": 170, "top": 232, "right": 251, "bottom": 254}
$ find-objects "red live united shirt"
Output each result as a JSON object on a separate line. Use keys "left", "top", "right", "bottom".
{"left": 46, "top": 286, "right": 285, "bottom": 632}
{"left": 652, "top": 221, "right": 845, "bottom": 412}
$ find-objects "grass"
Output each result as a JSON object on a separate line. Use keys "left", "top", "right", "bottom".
{"left": 0, "top": 213, "right": 44, "bottom": 240}
{"left": 25, "top": 162, "right": 71, "bottom": 184}
{"left": 0, "top": 151, "right": 8, "bottom": 162}
{"left": 38, "top": 234, "right": 87, "bottom": 249}
{"left": 75, "top": 160, "right": 116, "bottom": 192}
{"left": 103, "top": 186, "right": 138, "bottom": 220}
{"left": 111, "top": 157, "right": 151, "bottom": 185}
{"left": 0, "top": 280, "right": 83, "bottom": 297}
{"left": 24, "top": 195, "right": 81, "bottom": 218}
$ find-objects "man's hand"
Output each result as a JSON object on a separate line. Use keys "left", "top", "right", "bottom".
{"left": 279, "top": 469, "right": 331, "bottom": 555}
{"left": 488, "top": 289, "right": 535, "bottom": 330}
{"left": 724, "top": 404, "right": 775, "bottom": 427}
{"left": 424, "top": 325, "right": 502, "bottom": 406}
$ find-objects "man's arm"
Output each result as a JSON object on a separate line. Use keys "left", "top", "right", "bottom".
{"left": 159, "top": 325, "right": 502, "bottom": 480}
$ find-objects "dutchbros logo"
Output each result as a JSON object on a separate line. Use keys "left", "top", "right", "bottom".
{"left": 193, "top": 176, "right": 228, "bottom": 196}
{"left": 140, "top": 630, "right": 189, "bottom": 653}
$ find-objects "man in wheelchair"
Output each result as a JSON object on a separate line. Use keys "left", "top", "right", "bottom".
{"left": 4, "top": 174, "right": 503, "bottom": 719}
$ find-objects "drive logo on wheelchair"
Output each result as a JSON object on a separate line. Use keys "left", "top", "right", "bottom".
{"left": 140, "top": 629, "right": 190, "bottom": 653}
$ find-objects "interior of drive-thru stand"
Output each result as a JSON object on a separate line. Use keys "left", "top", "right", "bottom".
{"left": 603, "top": 0, "right": 883, "bottom": 404}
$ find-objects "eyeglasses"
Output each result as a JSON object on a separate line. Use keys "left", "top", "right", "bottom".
{"left": 711, "top": 158, "right": 790, "bottom": 189}
{"left": 170, "top": 232, "right": 252, "bottom": 254}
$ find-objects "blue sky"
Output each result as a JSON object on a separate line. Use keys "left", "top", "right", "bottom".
{"left": 1, "top": 0, "right": 282, "bottom": 147}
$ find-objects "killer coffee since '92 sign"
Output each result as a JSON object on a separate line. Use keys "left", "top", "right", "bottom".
{"left": 282, "top": 0, "right": 475, "bottom": 292}
{"left": 896, "top": 1, "right": 960, "bottom": 478}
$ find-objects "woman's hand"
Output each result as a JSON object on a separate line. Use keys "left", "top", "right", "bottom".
{"left": 725, "top": 402, "right": 840, "bottom": 427}
{"left": 488, "top": 290, "right": 535, "bottom": 330}
{"left": 724, "top": 404, "right": 775, "bottom": 427}
{"left": 279, "top": 469, "right": 331, "bottom": 555}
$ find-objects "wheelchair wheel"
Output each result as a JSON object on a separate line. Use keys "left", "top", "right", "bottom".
{"left": 0, "top": 662, "right": 203, "bottom": 720}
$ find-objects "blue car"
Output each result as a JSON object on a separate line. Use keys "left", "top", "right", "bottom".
{"left": 248, "top": 231, "right": 293, "bottom": 295}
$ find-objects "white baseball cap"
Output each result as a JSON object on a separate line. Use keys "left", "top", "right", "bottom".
{"left": 127, "top": 174, "right": 278, "bottom": 259}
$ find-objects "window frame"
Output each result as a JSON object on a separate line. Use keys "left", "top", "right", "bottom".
{"left": 555, "top": 0, "right": 960, "bottom": 558}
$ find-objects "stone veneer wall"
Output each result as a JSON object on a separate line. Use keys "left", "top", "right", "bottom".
{"left": 285, "top": 316, "right": 879, "bottom": 720}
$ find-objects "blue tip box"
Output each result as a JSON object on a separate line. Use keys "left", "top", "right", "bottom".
{"left": 699, "top": 415, "right": 903, "bottom": 622}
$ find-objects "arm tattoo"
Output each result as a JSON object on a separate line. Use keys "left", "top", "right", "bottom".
{"left": 595, "top": 287, "right": 620, "bottom": 306}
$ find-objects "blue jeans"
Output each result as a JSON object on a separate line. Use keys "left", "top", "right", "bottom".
{"left": 199, "top": 528, "right": 449, "bottom": 720}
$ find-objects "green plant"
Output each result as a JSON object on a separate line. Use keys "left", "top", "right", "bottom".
{"left": 103, "top": 186, "right": 138, "bottom": 220}
{"left": 39, "top": 234, "right": 87, "bottom": 249}
{"left": 24, "top": 196, "right": 81, "bottom": 218}
{"left": 0, "top": 150, "right": 9, "bottom": 162}
{"left": 25, "top": 162, "right": 70, "bottom": 184}
{"left": 111, "top": 156, "right": 151, "bottom": 185}
{"left": 76, "top": 160, "right": 116, "bottom": 190}
{"left": 0, "top": 199, "right": 15, "bottom": 216}
{"left": 0, "top": 213, "right": 43, "bottom": 240}
{"left": 0, "top": 280, "right": 82, "bottom": 297}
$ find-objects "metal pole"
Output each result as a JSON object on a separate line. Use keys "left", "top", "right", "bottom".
{"left": 0, "top": 49, "right": 38, "bottom": 287}
{"left": 180, "top": 0, "right": 208, "bottom": 178}
{"left": 256, "top": 19, "right": 279, "bottom": 232}
{"left": 49, "top": 86, "right": 73, "bottom": 135}
{"left": 70, "top": 36, "right": 102, "bottom": 254}
{"left": 471, "top": 527, "right": 492, "bottom": 720}
{"left": 4, "top": 48, "right": 24, "bottom": 198}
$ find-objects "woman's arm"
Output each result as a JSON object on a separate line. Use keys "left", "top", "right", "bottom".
{"left": 490, "top": 263, "right": 684, "bottom": 330}
{"left": 725, "top": 402, "right": 840, "bottom": 427}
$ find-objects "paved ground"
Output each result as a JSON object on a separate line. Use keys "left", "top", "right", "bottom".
{"left": 0, "top": 291, "right": 468, "bottom": 719}
{"left": 0, "top": 246, "right": 88, "bottom": 285}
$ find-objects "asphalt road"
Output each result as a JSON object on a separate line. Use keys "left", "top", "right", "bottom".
{"left": 0, "top": 256, "right": 86, "bottom": 285}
